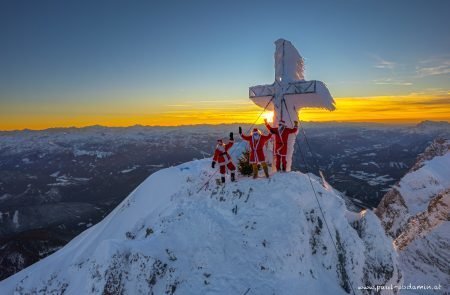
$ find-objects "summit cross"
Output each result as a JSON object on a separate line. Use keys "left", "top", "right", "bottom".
{"left": 249, "top": 39, "right": 336, "bottom": 171}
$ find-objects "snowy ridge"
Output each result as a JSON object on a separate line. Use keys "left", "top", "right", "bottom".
{"left": 376, "top": 139, "right": 450, "bottom": 292}
{"left": 398, "top": 147, "right": 450, "bottom": 215}
{"left": 0, "top": 160, "right": 400, "bottom": 294}
{"left": 377, "top": 139, "right": 450, "bottom": 236}
{"left": 394, "top": 188, "right": 449, "bottom": 251}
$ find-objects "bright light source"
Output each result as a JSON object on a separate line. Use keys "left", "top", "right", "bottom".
{"left": 262, "top": 111, "right": 274, "bottom": 123}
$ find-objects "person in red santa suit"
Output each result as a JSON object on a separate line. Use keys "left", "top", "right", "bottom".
{"left": 212, "top": 132, "right": 236, "bottom": 184}
{"left": 239, "top": 127, "right": 271, "bottom": 178}
{"left": 264, "top": 118, "right": 298, "bottom": 172}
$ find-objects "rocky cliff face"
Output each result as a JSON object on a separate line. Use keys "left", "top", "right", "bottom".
{"left": 376, "top": 138, "right": 450, "bottom": 291}
{"left": 0, "top": 160, "right": 400, "bottom": 294}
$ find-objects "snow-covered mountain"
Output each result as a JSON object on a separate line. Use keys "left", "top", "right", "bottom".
{"left": 377, "top": 138, "right": 450, "bottom": 291}
{"left": 0, "top": 159, "right": 400, "bottom": 294}
{"left": 4, "top": 123, "right": 431, "bottom": 280}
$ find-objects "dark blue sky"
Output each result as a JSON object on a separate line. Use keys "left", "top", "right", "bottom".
{"left": 1, "top": 0, "right": 449, "bottom": 128}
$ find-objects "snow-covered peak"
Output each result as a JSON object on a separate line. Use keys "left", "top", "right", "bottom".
{"left": 0, "top": 160, "right": 400, "bottom": 294}
{"left": 376, "top": 139, "right": 450, "bottom": 291}
{"left": 410, "top": 138, "right": 450, "bottom": 171}
{"left": 398, "top": 139, "right": 450, "bottom": 215}
{"left": 377, "top": 139, "right": 450, "bottom": 235}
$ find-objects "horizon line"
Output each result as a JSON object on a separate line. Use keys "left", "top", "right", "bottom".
{"left": 1, "top": 119, "right": 448, "bottom": 133}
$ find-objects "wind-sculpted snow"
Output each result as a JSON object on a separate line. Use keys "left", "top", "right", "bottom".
{"left": 0, "top": 160, "right": 400, "bottom": 294}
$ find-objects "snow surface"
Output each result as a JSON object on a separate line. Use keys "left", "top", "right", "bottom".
{"left": 399, "top": 222, "right": 450, "bottom": 294}
{"left": 120, "top": 165, "right": 140, "bottom": 174}
{"left": 73, "top": 149, "right": 113, "bottom": 159}
{"left": 47, "top": 175, "right": 90, "bottom": 187}
{"left": 12, "top": 210, "right": 19, "bottom": 229}
{"left": 397, "top": 153, "right": 450, "bottom": 215}
{"left": 0, "top": 160, "right": 399, "bottom": 294}
{"left": 274, "top": 39, "right": 304, "bottom": 82}
{"left": 50, "top": 171, "right": 60, "bottom": 177}
{"left": 377, "top": 139, "right": 450, "bottom": 294}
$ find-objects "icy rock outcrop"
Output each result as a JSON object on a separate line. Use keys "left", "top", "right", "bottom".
{"left": 351, "top": 210, "right": 400, "bottom": 290}
{"left": 0, "top": 160, "right": 399, "bottom": 294}
{"left": 376, "top": 139, "right": 450, "bottom": 291}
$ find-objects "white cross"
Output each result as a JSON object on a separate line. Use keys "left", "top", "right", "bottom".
{"left": 249, "top": 39, "right": 335, "bottom": 171}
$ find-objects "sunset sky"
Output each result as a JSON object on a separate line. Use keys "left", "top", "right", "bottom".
{"left": 1, "top": 0, "right": 449, "bottom": 130}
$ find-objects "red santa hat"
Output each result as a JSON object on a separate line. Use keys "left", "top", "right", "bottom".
{"left": 252, "top": 128, "right": 262, "bottom": 135}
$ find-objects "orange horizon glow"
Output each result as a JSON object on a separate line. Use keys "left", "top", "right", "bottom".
{"left": 1, "top": 93, "right": 449, "bottom": 131}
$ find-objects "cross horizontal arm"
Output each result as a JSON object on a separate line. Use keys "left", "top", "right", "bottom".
{"left": 284, "top": 80, "right": 317, "bottom": 95}
{"left": 249, "top": 84, "right": 275, "bottom": 98}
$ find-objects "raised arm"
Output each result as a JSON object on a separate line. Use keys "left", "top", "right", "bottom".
{"left": 239, "top": 126, "right": 251, "bottom": 141}
{"left": 264, "top": 119, "right": 277, "bottom": 134}
{"left": 225, "top": 132, "right": 234, "bottom": 149}
{"left": 240, "top": 133, "right": 251, "bottom": 141}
